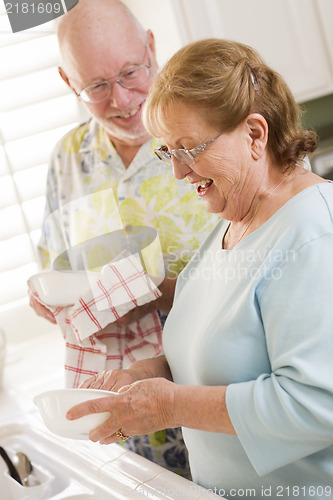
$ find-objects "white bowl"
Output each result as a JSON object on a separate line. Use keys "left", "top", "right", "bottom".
{"left": 27, "top": 270, "right": 92, "bottom": 307}
{"left": 33, "top": 388, "right": 115, "bottom": 439}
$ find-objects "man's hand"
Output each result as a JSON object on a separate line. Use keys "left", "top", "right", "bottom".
{"left": 115, "top": 276, "right": 177, "bottom": 326}
{"left": 29, "top": 291, "right": 56, "bottom": 324}
{"left": 80, "top": 355, "right": 171, "bottom": 392}
{"left": 79, "top": 368, "right": 142, "bottom": 392}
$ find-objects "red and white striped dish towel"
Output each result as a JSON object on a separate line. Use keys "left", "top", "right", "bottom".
{"left": 32, "top": 254, "right": 163, "bottom": 388}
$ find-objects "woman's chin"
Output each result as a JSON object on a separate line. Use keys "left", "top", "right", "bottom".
{"left": 202, "top": 200, "right": 225, "bottom": 216}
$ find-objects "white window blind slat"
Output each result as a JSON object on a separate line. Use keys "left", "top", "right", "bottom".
{"left": 1, "top": 94, "right": 83, "bottom": 142}
{"left": 4, "top": 122, "right": 79, "bottom": 171}
{"left": 0, "top": 35, "right": 60, "bottom": 79}
{"left": 0, "top": 205, "right": 26, "bottom": 239}
{"left": 0, "top": 234, "right": 34, "bottom": 272}
{"left": 30, "top": 228, "right": 42, "bottom": 248}
{"left": 0, "top": 263, "right": 38, "bottom": 305}
{"left": 0, "top": 175, "right": 16, "bottom": 208}
{"left": 0, "top": 147, "right": 9, "bottom": 175}
{"left": 22, "top": 196, "right": 47, "bottom": 231}
{"left": 0, "top": 67, "right": 70, "bottom": 112}
{"left": 0, "top": 4, "right": 8, "bottom": 16}
{"left": 14, "top": 164, "right": 48, "bottom": 201}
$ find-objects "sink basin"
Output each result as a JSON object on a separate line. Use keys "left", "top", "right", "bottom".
{"left": 0, "top": 421, "right": 131, "bottom": 499}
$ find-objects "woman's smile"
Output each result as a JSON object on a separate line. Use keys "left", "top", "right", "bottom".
{"left": 194, "top": 178, "right": 214, "bottom": 196}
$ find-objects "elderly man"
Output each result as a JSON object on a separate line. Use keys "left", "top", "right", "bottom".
{"left": 29, "top": 0, "right": 217, "bottom": 477}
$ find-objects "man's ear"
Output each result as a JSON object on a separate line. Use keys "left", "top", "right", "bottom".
{"left": 58, "top": 66, "right": 72, "bottom": 90}
{"left": 246, "top": 113, "right": 268, "bottom": 160}
{"left": 146, "top": 29, "right": 156, "bottom": 59}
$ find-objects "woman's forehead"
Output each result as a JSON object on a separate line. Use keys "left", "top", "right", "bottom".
{"left": 160, "top": 103, "right": 213, "bottom": 140}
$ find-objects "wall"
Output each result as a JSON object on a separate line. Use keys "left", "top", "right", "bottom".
{"left": 123, "top": 0, "right": 184, "bottom": 67}
{"left": 301, "top": 93, "right": 333, "bottom": 142}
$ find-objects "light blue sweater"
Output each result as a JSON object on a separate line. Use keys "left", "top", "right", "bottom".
{"left": 163, "top": 183, "right": 333, "bottom": 499}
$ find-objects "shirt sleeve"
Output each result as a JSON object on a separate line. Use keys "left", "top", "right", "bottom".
{"left": 226, "top": 233, "right": 333, "bottom": 475}
{"left": 37, "top": 144, "right": 65, "bottom": 269}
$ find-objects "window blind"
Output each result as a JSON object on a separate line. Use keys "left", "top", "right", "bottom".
{"left": 0, "top": 6, "right": 88, "bottom": 339}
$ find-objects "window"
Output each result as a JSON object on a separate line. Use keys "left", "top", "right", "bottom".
{"left": 0, "top": 6, "right": 88, "bottom": 339}
{"left": 0, "top": 0, "right": 183, "bottom": 342}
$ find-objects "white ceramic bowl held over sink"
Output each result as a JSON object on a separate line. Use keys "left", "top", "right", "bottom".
{"left": 27, "top": 270, "right": 92, "bottom": 307}
{"left": 33, "top": 388, "right": 115, "bottom": 439}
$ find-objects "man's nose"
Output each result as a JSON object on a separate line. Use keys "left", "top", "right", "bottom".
{"left": 108, "top": 81, "right": 133, "bottom": 108}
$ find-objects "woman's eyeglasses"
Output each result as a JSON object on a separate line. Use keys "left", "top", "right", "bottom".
{"left": 155, "top": 133, "right": 223, "bottom": 166}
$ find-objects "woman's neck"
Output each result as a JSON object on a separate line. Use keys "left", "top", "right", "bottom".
{"left": 223, "top": 167, "right": 324, "bottom": 250}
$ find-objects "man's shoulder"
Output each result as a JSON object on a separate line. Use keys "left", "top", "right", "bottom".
{"left": 54, "top": 119, "right": 93, "bottom": 156}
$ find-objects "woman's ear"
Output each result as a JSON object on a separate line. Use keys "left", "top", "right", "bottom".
{"left": 246, "top": 113, "right": 268, "bottom": 160}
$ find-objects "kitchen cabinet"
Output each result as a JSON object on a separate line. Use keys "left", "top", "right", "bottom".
{"left": 316, "top": 0, "right": 333, "bottom": 75}
{"left": 170, "top": 0, "right": 333, "bottom": 103}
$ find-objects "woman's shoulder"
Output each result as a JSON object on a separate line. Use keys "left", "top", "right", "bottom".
{"left": 315, "top": 181, "right": 333, "bottom": 210}
{"left": 287, "top": 181, "right": 333, "bottom": 219}
{"left": 271, "top": 181, "right": 333, "bottom": 245}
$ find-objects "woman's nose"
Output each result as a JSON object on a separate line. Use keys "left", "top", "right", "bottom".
{"left": 172, "top": 158, "right": 192, "bottom": 180}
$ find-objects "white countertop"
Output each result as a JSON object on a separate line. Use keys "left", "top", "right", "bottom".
{"left": 0, "top": 332, "right": 220, "bottom": 499}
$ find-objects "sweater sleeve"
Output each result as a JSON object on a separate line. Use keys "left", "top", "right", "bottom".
{"left": 226, "top": 233, "right": 333, "bottom": 475}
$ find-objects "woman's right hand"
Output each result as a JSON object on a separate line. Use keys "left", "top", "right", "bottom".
{"left": 68, "top": 377, "right": 177, "bottom": 444}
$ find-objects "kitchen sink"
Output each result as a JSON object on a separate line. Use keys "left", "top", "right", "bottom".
{"left": 0, "top": 421, "right": 124, "bottom": 499}
{"left": 0, "top": 420, "right": 219, "bottom": 499}
{"left": 1, "top": 334, "right": 220, "bottom": 499}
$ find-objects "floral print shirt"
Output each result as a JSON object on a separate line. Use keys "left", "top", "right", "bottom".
{"left": 38, "top": 118, "right": 218, "bottom": 277}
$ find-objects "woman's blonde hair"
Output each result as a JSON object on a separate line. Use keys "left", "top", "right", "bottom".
{"left": 143, "top": 38, "right": 317, "bottom": 169}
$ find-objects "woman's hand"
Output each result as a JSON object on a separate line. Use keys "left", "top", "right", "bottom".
{"left": 67, "top": 377, "right": 176, "bottom": 444}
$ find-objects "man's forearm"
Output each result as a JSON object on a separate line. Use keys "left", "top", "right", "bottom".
{"left": 155, "top": 276, "right": 177, "bottom": 312}
{"left": 128, "top": 355, "right": 173, "bottom": 382}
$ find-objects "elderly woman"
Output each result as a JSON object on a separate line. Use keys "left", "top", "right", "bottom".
{"left": 67, "top": 39, "right": 333, "bottom": 498}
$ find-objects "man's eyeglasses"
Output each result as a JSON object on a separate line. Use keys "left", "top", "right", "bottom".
{"left": 155, "top": 133, "right": 223, "bottom": 166}
{"left": 76, "top": 50, "right": 151, "bottom": 104}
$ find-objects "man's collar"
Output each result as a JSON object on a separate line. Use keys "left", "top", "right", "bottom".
{"left": 78, "top": 119, "right": 117, "bottom": 155}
